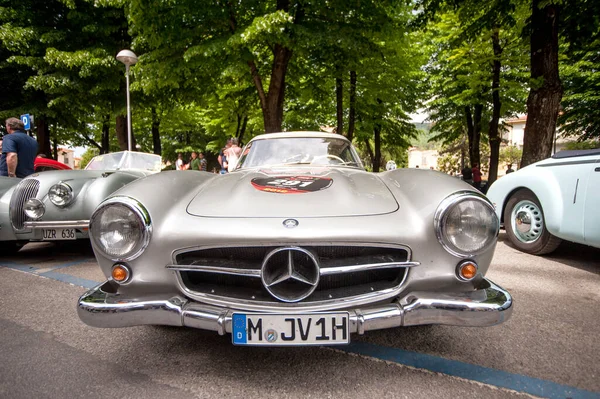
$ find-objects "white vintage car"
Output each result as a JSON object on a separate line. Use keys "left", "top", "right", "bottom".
{"left": 78, "top": 132, "right": 512, "bottom": 346}
{"left": 486, "top": 149, "right": 600, "bottom": 255}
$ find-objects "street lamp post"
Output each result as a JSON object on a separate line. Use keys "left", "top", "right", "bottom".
{"left": 116, "top": 49, "right": 138, "bottom": 152}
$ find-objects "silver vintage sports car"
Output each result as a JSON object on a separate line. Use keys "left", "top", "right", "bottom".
{"left": 78, "top": 132, "right": 512, "bottom": 346}
{"left": 7, "top": 151, "right": 161, "bottom": 245}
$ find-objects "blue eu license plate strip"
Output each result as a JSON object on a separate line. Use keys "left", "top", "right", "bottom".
{"left": 232, "top": 312, "right": 350, "bottom": 346}
{"left": 232, "top": 314, "right": 247, "bottom": 345}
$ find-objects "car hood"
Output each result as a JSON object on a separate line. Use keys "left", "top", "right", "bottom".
{"left": 186, "top": 168, "right": 398, "bottom": 217}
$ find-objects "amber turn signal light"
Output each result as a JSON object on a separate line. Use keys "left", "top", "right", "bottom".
{"left": 457, "top": 261, "right": 478, "bottom": 281}
{"left": 112, "top": 264, "right": 131, "bottom": 283}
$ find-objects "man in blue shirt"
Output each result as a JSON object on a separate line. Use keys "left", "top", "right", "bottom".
{"left": 1, "top": 117, "right": 38, "bottom": 178}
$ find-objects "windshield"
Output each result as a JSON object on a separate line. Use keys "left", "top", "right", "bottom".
{"left": 85, "top": 151, "right": 162, "bottom": 172}
{"left": 236, "top": 137, "right": 363, "bottom": 169}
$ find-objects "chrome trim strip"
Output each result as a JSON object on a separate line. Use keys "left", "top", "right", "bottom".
{"left": 165, "top": 261, "right": 420, "bottom": 277}
{"left": 320, "top": 262, "right": 420, "bottom": 275}
{"left": 171, "top": 242, "right": 414, "bottom": 266}
{"left": 77, "top": 278, "right": 513, "bottom": 331}
{"left": 166, "top": 264, "right": 262, "bottom": 277}
{"left": 536, "top": 159, "right": 598, "bottom": 167}
{"left": 23, "top": 220, "right": 90, "bottom": 229}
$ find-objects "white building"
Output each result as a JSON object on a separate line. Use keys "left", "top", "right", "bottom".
{"left": 57, "top": 147, "right": 76, "bottom": 169}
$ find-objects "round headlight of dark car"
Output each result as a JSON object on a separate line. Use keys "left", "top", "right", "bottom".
{"left": 90, "top": 197, "right": 151, "bottom": 261}
{"left": 435, "top": 192, "right": 499, "bottom": 257}
{"left": 48, "top": 182, "right": 74, "bottom": 207}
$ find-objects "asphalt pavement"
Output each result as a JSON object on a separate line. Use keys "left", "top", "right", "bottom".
{"left": 0, "top": 234, "right": 598, "bottom": 399}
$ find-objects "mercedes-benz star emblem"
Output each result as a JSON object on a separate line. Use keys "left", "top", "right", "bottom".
{"left": 261, "top": 247, "right": 320, "bottom": 302}
{"left": 282, "top": 219, "right": 299, "bottom": 228}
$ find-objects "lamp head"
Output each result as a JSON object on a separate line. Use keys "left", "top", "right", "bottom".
{"left": 116, "top": 49, "right": 138, "bottom": 66}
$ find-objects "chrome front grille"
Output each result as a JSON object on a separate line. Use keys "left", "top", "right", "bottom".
{"left": 10, "top": 179, "right": 40, "bottom": 231}
{"left": 169, "top": 245, "right": 417, "bottom": 306}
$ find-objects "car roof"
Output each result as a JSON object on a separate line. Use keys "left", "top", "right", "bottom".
{"left": 552, "top": 148, "right": 600, "bottom": 159}
{"left": 248, "top": 131, "right": 350, "bottom": 142}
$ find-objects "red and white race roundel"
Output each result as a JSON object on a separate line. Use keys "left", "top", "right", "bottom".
{"left": 251, "top": 176, "right": 333, "bottom": 194}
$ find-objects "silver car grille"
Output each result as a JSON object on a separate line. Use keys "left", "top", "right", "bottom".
{"left": 10, "top": 179, "right": 40, "bottom": 231}
{"left": 169, "top": 245, "right": 417, "bottom": 306}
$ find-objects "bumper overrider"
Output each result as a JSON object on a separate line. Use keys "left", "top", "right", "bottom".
{"left": 77, "top": 278, "right": 513, "bottom": 335}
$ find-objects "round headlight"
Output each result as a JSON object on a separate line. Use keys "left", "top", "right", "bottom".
{"left": 89, "top": 197, "right": 151, "bottom": 261}
{"left": 48, "top": 182, "right": 74, "bottom": 207}
{"left": 435, "top": 192, "right": 499, "bottom": 257}
{"left": 24, "top": 198, "right": 45, "bottom": 219}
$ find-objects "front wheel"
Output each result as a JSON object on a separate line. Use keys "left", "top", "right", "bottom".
{"left": 503, "top": 189, "right": 562, "bottom": 255}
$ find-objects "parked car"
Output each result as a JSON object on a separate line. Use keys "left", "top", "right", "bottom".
{"left": 34, "top": 156, "right": 72, "bottom": 172}
{"left": 4, "top": 151, "right": 161, "bottom": 250}
{"left": 486, "top": 148, "right": 600, "bottom": 255}
{"left": 78, "top": 132, "right": 512, "bottom": 346}
{"left": 0, "top": 177, "right": 24, "bottom": 253}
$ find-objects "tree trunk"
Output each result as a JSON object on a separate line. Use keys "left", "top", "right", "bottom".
{"left": 364, "top": 138, "right": 374, "bottom": 169}
{"left": 239, "top": 115, "right": 248, "bottom": 144}
{"left": 35, "top": 117, "right": 52, "bottom": 156}
{"left": 488, "top": 26, "right": 502, "bottom": 187}
{"left": 521, "top": 0, "right": 562, "bottom": 167}
{"left": 151, "top": 107, "right": 161, "bottom": 155}
{"left": 373, "top": 124, "right": 382, "bottom": 172}
{"left": 116, "top": 115, "right": 128, "bottom": 151}
{"left": 336, "top": 77, "right": 343, "bottom": 134}
{"left": 245, "top": 0, "right": 298, "bottom": 133}
{"left": 464, "top": 105, "right": 482, "bottom": 167}
{"left": 101, "top": 114, "right": 110, "bottom": 154}
{"left": 347, "top": 71, "right": 357, "bottom": 142}
{"left": 473, "top": 104, "right": 482, "bottom": 167}
{"left": 52, "top": 134, "right": 58, "bottom": 160}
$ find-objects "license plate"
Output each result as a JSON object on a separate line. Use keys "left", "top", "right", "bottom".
{"left": 42, "top": 228, "right": 76, "bottom": 240}
{"left": 232, "top": 312, "right": 350, "bottom": 346}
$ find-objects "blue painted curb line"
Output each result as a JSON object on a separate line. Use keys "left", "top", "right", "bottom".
{"left": 341, "top": 341, "right": 600, "bottom": 399}
{"left": 1, "top": 262, "right": 99, "bottom": 289}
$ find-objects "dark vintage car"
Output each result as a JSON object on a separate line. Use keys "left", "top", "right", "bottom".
{"left": 78, "top": 132, "right": 512, "bottom": 346}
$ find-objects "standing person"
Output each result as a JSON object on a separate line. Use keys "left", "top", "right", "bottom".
{"left": 506, "top": 164, "right": 514, "bottom": 174}
{"left": 1, "top": 117, "right": 38, "bottom": 178}
{"left": 176, "top": 153, "right": 184, "bottom": 170}
{"left": 199, "top": 152, "right": 207, "bottom": 171}
{"left": 218, "top": 139, "right": 231, "bottom": 174}
{"left": 189, "top": 151, "right": 200, "bottom": 171}
{"left": 225, "top": 137, "right": 242, "bottom": 172}
{"left": 472, "top": 162, "right": 482, "bottom": 190}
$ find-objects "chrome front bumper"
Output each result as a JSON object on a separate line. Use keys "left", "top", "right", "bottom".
{"left": 23, "top": 220, "right": 90, "bottom": 229}
{"left": 77, "top": 278, "right": 513, "bottom": 334}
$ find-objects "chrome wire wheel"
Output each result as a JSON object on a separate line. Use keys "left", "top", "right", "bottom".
{"left": 510, "top": 200, "right": 543, "bottom": 243}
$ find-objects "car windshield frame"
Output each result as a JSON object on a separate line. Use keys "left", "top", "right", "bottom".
{"left": 235, "top": 137, "right": 364, "bottom": 170}
{"left": 85, "top": 151, "right": 162, "bottom": 172}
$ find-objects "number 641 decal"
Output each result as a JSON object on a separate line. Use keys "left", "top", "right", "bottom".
{"left": 251, "top": 176, "right": 333, "bottom": 194}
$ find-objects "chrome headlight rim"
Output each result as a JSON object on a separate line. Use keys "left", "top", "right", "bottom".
{"left": 24, "top": 198, "right": 45, "bottom": 220}
{"left": 434, "top": 191, "right": 499, "bottom": 257}
{"left": 89, "top": 196, "right": 152, "bottom": 262}
{"left": 48, "top": 182, "right": 74, "bottom": 207}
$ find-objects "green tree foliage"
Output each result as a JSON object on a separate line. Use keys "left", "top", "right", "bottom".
{"left": 419, "top": 2, "right": 529, "bottom": 184}
{"left": 499, "top": 144, "right": 522, "bottom": 167}
{"left": 0, "top": 0, "right": 132, "bottom": 155}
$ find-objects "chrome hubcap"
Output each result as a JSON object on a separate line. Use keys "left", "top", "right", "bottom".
{"left": 511, "top": 200, "right": 543, "bottom": 243}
